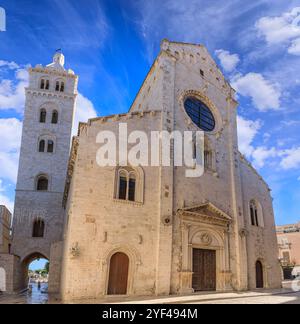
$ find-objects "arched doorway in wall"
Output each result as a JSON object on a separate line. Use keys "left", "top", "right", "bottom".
{"left": 107, "top": 252, "right": 129, "bottom": 295}
{"left": 256, "top": 260, "right": 264, "bottom": 289}
{"left": 21, "top": 253, "right": 49, "bottom": 291}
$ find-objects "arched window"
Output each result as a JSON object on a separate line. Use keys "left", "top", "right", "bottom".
{"left": 32, "top": 219, "right": 45, "bottom": 238}
{"left": 55, "top": 81, "right": 60, "bottom": 92}
{"left": 117, "top": 169, "right": 137, "bottom": 202}
{"left": 51, "top": 110, "right": 58, "bottom": 124}
{"left": 55, "top": 80, "right": 65, "bottom": 92}
{"left": 40, "top": 79, "right": 49, "bottom": 90}
{"left": 250, "top": 200, "right": 258, "bottom": 227}
{"left": 128, "top": 173, "right": 136, "bottom": 202}
{"left": 47, "top": 140, "right": 54, "bottom": 153}
{"left": 40, "top": 109, "right": 46, "bottom": 123}
{"left": 39, "top": 140, "right": 45, "bottom": 153}
{"left": 250, "top": 200, "right": 264, "bottom": 227}
{"left": 118, "top": 170, "right": 128, "bottom": 201}
{"left": 37, "top": 176, "right": 48, "bottom": 191}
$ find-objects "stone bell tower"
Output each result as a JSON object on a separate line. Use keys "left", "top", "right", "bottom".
{"left": 11, "top": 52, "right": 78, "bottom": 288}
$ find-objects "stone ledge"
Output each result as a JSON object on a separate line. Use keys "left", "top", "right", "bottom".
{"left": 112, "top": 199, "right": 143, "bottom": 207}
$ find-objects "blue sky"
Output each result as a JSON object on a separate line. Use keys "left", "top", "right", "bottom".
{"left": 29, "top": 259, "right": 48, "bottom": 271}
{"left": 0, "top": 0, "right": 300, "bottom": 225}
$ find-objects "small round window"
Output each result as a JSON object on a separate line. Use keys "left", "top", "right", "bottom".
{"left": 184, "top": 97, "right": 215, "bottom": 132}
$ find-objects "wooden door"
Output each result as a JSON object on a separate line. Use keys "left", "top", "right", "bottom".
{"left": 192, "top": 249, "right": 216, "bottom": 291}
{"left": 256, "top": 261, "right": 264, "bottom": 288}
{"left": 108, "top": 253, "right": 129, "bottom": 295}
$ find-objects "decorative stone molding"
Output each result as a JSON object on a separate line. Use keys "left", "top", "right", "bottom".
{"left": 26, "top": 88, "right": 76, "bottom": 100}
{"left": 179, "top": 202, "right": 232, "bottom": 228}
{"left": 239, "top": 228, "right": 248, "bottom": 238}
{"left": 200, "top": 232, "right": 213, "bottom": 246}
{"left": 178, "top": 89, "right": 223, "bottom": 136}
{"left": 162, "top": 216, "right": 172, "bottom": 226}
{"left": 114, "top": 166, "right": 145, "bottom": 204}
{"left": 29, "top": 67, "right": 77, "bottom": 79}
{"left": 70, "top": 242, "right": 80, "bottom": 258}
{"left": 112, "top": 199, "right": 143, "bottom": 207}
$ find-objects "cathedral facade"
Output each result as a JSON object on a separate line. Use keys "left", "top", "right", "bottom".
{"left": 0, "top": 40, "right": 282, "bottom": 301}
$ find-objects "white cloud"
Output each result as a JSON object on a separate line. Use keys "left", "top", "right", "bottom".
{"left": 0, "top": 68, "right": 29, "bottom": 113}
{"left": 215, "top": 49, "right": 240, "bottom": 72}
{"left": 280, "top": 147, "right": 300, "bottom": 170}
{"left": 252, "top": 147, "right": 278, "bottom": 169}
{"left": 0, "top": 118, "right": 23, "bottom": 183}
{"left": 288, "top": 37, "right": 300, "bottom": 55}
{"left": 237, "top": 116, "right": 281, "bottom": 169}
{"left": 132, "top": 0, "right": 268, "bottom": 62}
{"left": 0, "top": 180, "right": 14, "bottom": 213}
{"left": 72, "top": 93, "right": 98, "bottom": 136}
{"left": 231, "top": 73, "right": 281, "bottom": 111}
{"left": 237, "top": 116, "right": 261, "bottom": 157}
{"left": 256, "top": 7, "right": 300, "bottom": 56}
{"left": 0, "top": 60, "right": 20, "bottom": 70}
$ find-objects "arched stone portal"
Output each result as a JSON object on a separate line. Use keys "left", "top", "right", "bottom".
{"left": 21, "top": 252, "right": 49, "bottom": 290}
{"left": 178, "top": 203, "right": 232, "bottom": 294}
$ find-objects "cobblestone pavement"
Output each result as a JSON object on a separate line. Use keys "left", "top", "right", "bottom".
{"left": 0, "top": 281, "right": 299, "bottom": 304}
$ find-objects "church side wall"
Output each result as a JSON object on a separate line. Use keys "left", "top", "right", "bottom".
{"left": 239, "top": 158, "right": 282, "bottom": 289}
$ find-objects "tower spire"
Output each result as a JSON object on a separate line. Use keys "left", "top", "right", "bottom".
{"left": 47, "top": 50, "right": 65, "bottom": 70}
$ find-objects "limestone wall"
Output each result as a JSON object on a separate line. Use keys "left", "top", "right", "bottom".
{"left": 240, "top": 156, "right": 282, "bottom": 289}
{"left": 48, "top": 241, "right": 64, "bottom": 294}
{"left": 61, "top": 112, "right": 170, "bottom": 300}
{"left": 0, "top": 206, "right": 11, "bottom": 254}
{"left": 0, "top": 254, "right": 22, "bottom": 293}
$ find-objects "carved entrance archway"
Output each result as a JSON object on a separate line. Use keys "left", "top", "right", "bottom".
{"left": 178, "top": 202, "right": 232, "bottom": 293}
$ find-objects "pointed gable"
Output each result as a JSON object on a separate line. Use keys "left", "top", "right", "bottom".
{"left": 179, "top": 202, "right": 232, "bottom": 227}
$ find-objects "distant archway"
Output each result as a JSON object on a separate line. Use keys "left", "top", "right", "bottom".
{"left": 21, "top": 252, "right": 49, "bottom": 290}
